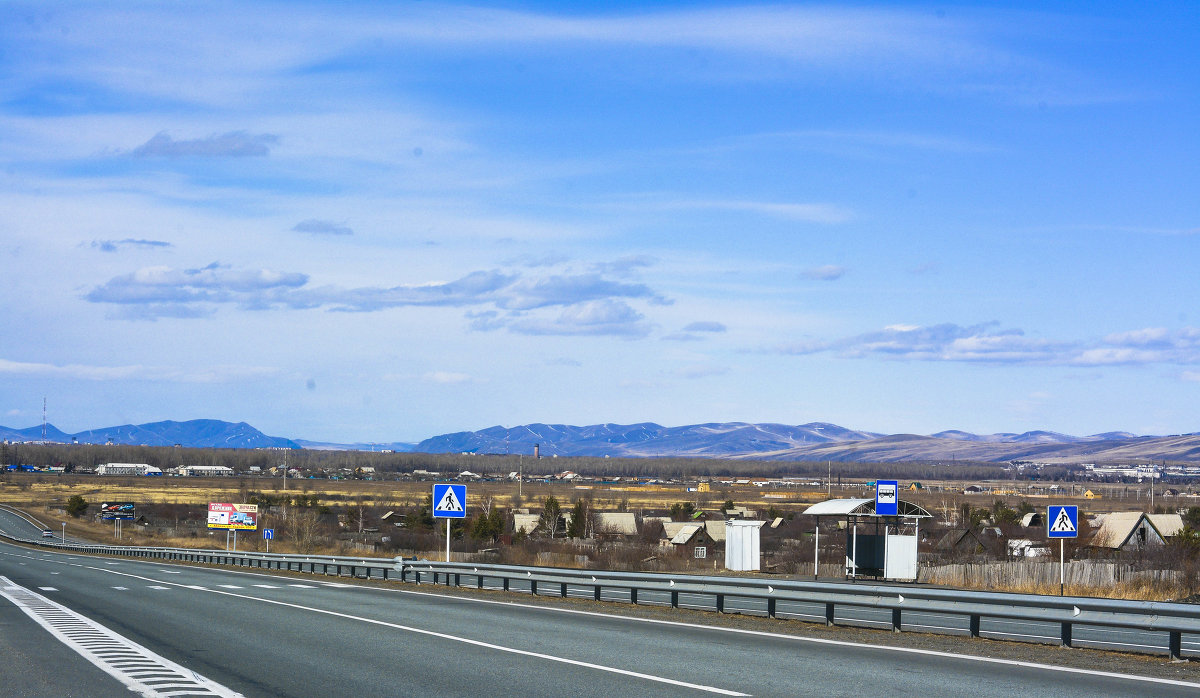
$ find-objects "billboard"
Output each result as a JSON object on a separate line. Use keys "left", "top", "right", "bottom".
{"left": 207, "top": 502, "right": 259, "bottom": 530}
{"left": 100, "top": 502, "right": 135, "bottom": 520}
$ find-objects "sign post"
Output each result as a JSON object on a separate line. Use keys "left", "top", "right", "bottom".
{"left": 432, "top": 484, "right": 467, "bottom": 562}
{"left": 1047, "top": 505, "right": 1079, "bottom": 596}
{"left": 263, "top": 528, "right": 274, "bottom": 554}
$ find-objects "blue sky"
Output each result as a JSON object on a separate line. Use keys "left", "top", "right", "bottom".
{"left": 1, "top": 2, "right": 1197, "bottom": 443}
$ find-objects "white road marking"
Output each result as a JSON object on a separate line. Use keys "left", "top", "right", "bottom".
{"left": 148, "top": 586, "right": 170, "bottom": 590}
{"left": 253, "top": 584, "right": 279, "bottom": 588}
{"left": 157, "top": 570, "right": 181, "bottom": 574}
{"left": 0, "top": 576, "right": 241, "bottom": 697}
{"left": 288, "top": 584, "right": 315, "bottom": 588}
{"left": 37, "top": 587, "right": 57, "bottom": 591}
{"left": 88, "top": 567, "right": 749, "bottom": 696}
{"left": 112, "top": 586, "right": 128, "bottom": 590}
{"left": 217, "top": 584, "right": 243, "bottom": 589}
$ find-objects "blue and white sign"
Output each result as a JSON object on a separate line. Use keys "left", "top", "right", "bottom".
{"left": 875, "top": 480, "right": 898, "bottom": 516}
{"left": 1047, "top": 505, "right": 1078, "bottom": 538}
{"left": 262, "top": 528, "right": 274, "bottom": 540}
{"left": 433, "top": 484, "right": 467, "bottom": 519}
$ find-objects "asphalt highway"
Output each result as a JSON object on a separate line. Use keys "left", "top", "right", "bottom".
{"left": 1, "top": 533, "right": 1198, "bottom": 697}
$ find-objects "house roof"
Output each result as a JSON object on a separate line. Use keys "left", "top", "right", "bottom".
{"left": 1091, "top": 512, "right": 1160, "bottom": 549}
{"left": 1148, "top": 513, "right": 1184, "bottom": 537}
{"left": 1019, "top": 512, "right": 1044, "bottom": 528}
{"left": 802, "top": 498, "right": 932, "bottom": 518}
{"left": 670, "top": 523, "right": 704, "bottom": 545}
{"left": 513, "top": 513, "right": 540, "bottom": 534}
{"left": 595, "top": 512, "right": 637, "bottom": 535}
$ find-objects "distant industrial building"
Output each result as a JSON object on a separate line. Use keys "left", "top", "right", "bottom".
{"left": 96, "top": 463, "right": 163, "bottom": 476}
{"left": 175, "top": 465, "right": 236, "bottom": 477}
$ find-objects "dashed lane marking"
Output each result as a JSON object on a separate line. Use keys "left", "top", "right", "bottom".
{"left": 0, "top": 575, "right": 241, "bottom": 697}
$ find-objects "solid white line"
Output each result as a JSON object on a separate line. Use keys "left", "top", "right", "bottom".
{"left": 369, "top": 585, "right": 1200, "bottom": 690}
{"left": 0, "top": 575, "right": 241, "bottom": 697}
{"left": 88, "top": 566, "right": 748, "bottom": 696}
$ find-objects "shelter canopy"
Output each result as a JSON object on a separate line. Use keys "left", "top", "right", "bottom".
{"left": 802, "top": 498, "right": 931, "bottom": 518}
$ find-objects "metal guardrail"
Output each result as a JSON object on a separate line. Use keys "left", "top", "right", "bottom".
{"left": 395, "top": 560, "right": 1200, "bottom": 660}
{"left": 2, "top": 515, "right": 1198, "bottom": 660}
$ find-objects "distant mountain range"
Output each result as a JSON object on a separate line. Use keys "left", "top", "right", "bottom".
{"left": 3, "top": 418, "right": 1199, "bottom": 463}
{"left": 0, "top": 419, "right": 299, "bottom": 450}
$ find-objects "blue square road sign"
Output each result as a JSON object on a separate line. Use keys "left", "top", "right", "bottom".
{"left": 1047, "top": 505, "right": 1078, "bottom": 538}
{"left": 433, "top": 484, "right": 467, "bottom": 519}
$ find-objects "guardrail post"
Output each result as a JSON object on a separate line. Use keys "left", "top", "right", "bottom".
{"left": 891, "top": 609, "right": 902, "bottom": 633}
{"left": 530, "top": 580, "right": 538, "bottom": 596}
{"left": 671, "top": 590, "right": 678, "bottom": 608}
{"left": 503, "top": 577, "right": 509, "bottom": 591}
{"left": 477, "top": 574, "right": 483, "bottom": 589}
{"left": 715, "top": 594, "right": 724, "bottom": 613}
{"left": 969, "top": 614, "right": 981, "bottom": 638}
{"left": 825, "top": 602, "right": 835, "bottom": 626}
{"left": 1060, "top": 622, "right": 1073, "bottom": 648}
{"left": 767, "top": 597, "right": 776, "bottom": 619}
{"left": 631, "top": 588, "right": 638, "bottom": 606}
{"left": 1170, "top": 631, "right": 1182, "bottom": 660}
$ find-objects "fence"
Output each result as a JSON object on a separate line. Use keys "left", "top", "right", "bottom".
{"left": 923, "top": 561, "right": 1186, "bottom": 590}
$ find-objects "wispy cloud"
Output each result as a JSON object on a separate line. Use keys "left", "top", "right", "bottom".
{"left": 477, "top": 299, "right": 653, "bottom": 338}
{"left": 801, "top": 265, "right": 846, "bottom": 281}
{"left": 85, "top": 262, "right": 669, "bottom": 337}
{"left": 0, "top": 357, "right": 277, "bottom": 383}
{"left": 675, "top": 364, "right": 730, "bottom": 379}
{"left": 292, "top": 219, "right": 353, "bottom": 236}
{"left": 423, "top": 371, "right": 472, "bottom": 384}
{"left": 591, "top": 255, "right": 657, "bottom": 277}
{"left": 90, "top": 239, "right": 173, "bottom": 253}
{"left": 644, "top": 198, "right": 852, "bottom": 224}
{"left": 132, "top": 131, "right": 279, "bottom": 158}
{"left": 777, "top": 323, "right": 1200, "bottom": 367}
{"left": 683, "top": 321, "right": 726, "bottom": 333}
{"left": 85, "top": 262, "right": 308, "bottom": 307}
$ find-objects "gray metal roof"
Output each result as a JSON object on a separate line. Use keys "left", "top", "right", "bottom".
{"left": 802, "top": 498, "right": 931, "bottom": 518}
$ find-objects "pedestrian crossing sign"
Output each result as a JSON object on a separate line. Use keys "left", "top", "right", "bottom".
{"left": 433, "top": 484, "right": 467, "bottom": 519}
{"left": 1047, "top": 505, "right": 1078, "bottom": 538}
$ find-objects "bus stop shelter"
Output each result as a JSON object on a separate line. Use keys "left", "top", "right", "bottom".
{"left": 802, "top": 498, "right": 931, "bottom": 581}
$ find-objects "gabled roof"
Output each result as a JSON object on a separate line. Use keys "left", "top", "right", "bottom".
{"left": 1091, "top": 512, "right": 1161, "bottom": 549}
{"left": 595, "top": 512, "right": 637, "bottom": 535}
{"left": 670, "top": 523, "right": 705, "bottom": 545}
{"left": 1148, "top": 513, "right": 1184, "bottom": 538}
{"left": 513, "top": 513, "right": 541, "bottom": 534}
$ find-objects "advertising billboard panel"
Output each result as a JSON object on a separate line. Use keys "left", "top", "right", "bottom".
{"left": 207, "top": 503, "right": 259, "bottom": 530}
{"left": 100, "top": 502, "right": 135, "bottom": 520}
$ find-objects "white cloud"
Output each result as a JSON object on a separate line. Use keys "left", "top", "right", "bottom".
{"left": 292, "top": 219, "right": 353, "bottom": 236}
{"left": 777, "top": 323, "right": 1200, "bottom": 367}
{"left": 0, "top": 357, "right": 277, "bottom": 383}
{"left": 132, "top": 131, "right": 279, "bottom": 158}
{"left": 801, "top": 265, "right": 847, "bottom": 281}
{"left": 424, "top": 371, "right": 472, "bottom": 384}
